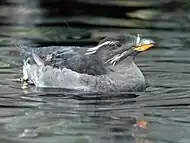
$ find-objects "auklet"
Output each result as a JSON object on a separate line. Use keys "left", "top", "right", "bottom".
{"left": 19, "top": 34, "right": 155, "bottom": 92}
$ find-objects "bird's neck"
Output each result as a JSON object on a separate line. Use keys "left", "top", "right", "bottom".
{"left": 105, "top": 56, "right": 134, "bottom": 72}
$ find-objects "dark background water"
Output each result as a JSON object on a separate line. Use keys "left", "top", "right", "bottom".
{"left": 0, "top": 0, "right": 190, "bottom": 143}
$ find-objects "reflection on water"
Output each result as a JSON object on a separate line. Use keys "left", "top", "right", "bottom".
{"left": 0, "top": 0, "right": 190, "bottom": 143}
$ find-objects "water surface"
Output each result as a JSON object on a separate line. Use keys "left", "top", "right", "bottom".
{"left": 0, "top": 0, "right": 190, "bottom": 143}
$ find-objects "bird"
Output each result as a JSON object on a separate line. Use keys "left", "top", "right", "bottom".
{"left": 18, "top": 33, "right": 155, "bottom": 92}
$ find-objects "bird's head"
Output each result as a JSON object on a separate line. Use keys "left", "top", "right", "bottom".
{"left": 85, "top": 34, "right": 155, "bottom": 66}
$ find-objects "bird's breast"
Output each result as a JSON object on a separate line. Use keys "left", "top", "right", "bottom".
{"left": 107, "top": 62, "right": 146, "bottom": 91}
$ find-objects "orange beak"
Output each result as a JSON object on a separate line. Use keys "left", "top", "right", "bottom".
{"left": 134, "top": 43, "right": 154, "bottom": 52}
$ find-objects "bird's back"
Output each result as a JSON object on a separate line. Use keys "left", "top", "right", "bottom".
{"left": 21, "top": 46, "right": 108, "bottom": 76}
{"left": 46, "top": 47, "right": 107, "bottom": 75}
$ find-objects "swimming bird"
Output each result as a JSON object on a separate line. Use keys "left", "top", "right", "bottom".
{"left": 18, "top": 34, "right": 155, "bottom": 92}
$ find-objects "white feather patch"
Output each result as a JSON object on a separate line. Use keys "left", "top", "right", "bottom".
{"left": 32, "top": 53, "right": 44, "bottom": 66}
{"left": 105, "top": 50, "right": 129, "bottom": 67}
{"left": 85, "top": 41, "right": 117, "bottom": 55}
{"left": 136, "top": 34, "right": 141, "bottom": 46}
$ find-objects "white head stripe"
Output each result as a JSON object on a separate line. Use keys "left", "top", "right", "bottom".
{"left": 85, "top": 40, "right": 117, "bottom": 55}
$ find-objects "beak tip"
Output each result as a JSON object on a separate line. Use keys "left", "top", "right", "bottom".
{"left": 152, "top": 41, "right": 156, "bottom": 45}
{"left": 149, "top": 39, "right": 156, "bottom": 45}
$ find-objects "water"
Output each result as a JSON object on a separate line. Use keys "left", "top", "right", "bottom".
{"left": 0, "top": 0, "right": 190, "bottom": 143}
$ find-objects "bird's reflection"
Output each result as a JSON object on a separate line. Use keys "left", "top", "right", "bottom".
{"left": 16, "top": 86, "right": 151, "bottom": 143}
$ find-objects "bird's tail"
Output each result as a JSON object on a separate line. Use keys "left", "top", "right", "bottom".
{"left": 14, "top": 40, "right": 37, "bottom": 62}
{"left": 14, "top": 40, "right": 28, "bottom": 54}
{"left": 14, "top": 40, "right": 44, "bottom": 66}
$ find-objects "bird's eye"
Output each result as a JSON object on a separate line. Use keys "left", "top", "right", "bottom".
{"left": 116, "top": 42, "right": 122, "bottom": 47}
{"left": 112, "top": 41, "right": 121, "bottom": 47}
{"left": 111, "top": 41, "right": 122, "bottom": 50}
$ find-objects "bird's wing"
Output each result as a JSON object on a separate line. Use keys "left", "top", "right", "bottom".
{"left": 45, "top": 47, "right": 107, "bottom": 75}
{"left": 17, "top": 43, "right": 108, "bottom": 75}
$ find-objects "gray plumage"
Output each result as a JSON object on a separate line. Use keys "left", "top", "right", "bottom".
{"left": 19, "top": 34, "right": 155, "bottom": 92}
